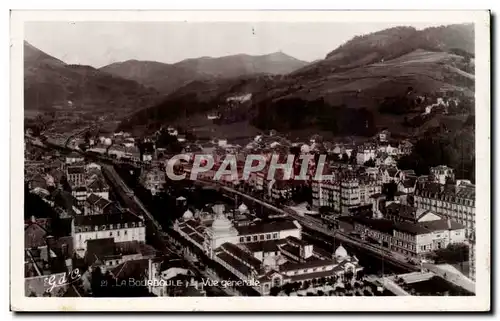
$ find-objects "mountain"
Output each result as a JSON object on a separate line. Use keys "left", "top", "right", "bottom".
{"left": 24, "top": 41, "right": 160, "bottom": 113}
{"left": 100, "top": 52, "right": 308, "bottom": 94}
{"left": 117, "top": 23, "right": 475, "bottom": 137}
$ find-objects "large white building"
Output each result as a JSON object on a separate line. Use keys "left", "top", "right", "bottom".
{"left": 344, "top": 206, "right": 467, "bottom": 259}
{"left": 312, "top": 177, "right": 382, "bottom": 214}
{"left": 173, "top": 204, "right": 363, "bottom": 295}
{"left": 414, "top": 181, "right": 475, "bottom": 239}
{"left": 72, "top": 211, "right": 146, "bottom": 256}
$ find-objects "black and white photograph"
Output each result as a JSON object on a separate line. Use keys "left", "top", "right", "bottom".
{"left": 10, "top": 10, "right": 491, "bottom": 312}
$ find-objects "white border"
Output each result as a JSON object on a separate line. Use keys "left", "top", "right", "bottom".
{"left": 10, "top": 10, "right": 491, "bottom": 312}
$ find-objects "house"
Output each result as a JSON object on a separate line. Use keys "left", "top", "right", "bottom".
{"left": 378, "top": 143, "right": 399, "bottom": 156}
{"left": 377, "top": 130, "right": 390, "bottom": 143}
{"left": 85, "top": 238, "right": 156, "bottom": 270}
{"left": 84, "top": 194, "right": 119, "bottom": 215}
{"left": 86, "top": 177, "right": 110, "bottom": 200}
{"left": 376, "top": 153, "right": 397, "bottom": 167}
{"left": 139, "top": 167, "right": 166, "bottom": 196}
{"left": 430, "top": 165, "right": 455, "bottom": 185}
{"left": 379, "top": 166, "right": 399, "bottom": 184}
{"left": 396, "top": 169, "right": 416, "bottom": 182}
{"left": 398, "top": 140, "right": 414, "bottom": 156}
{"left": 65, "top": 152, "right": 84, "bottom": 165}
{"left": 356, "top": 143, "right": 377, "bottom": 165}
{"left": 71, "top": 186, "right": 88, "bottom": 206}
{"left": 398, "top": 176, "right": 417, "bottom": 194}
{"left": 66, "top": 165, "right": 85, "bottom": 188}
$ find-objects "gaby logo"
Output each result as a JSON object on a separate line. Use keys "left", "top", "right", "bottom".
{"left": 43, "top": 269, "right": 82, "bottom": 293}
{"left": 165, "top": 154, "right": 334, "bottom": 182}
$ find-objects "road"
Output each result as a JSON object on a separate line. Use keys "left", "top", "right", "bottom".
{"left": 101, "top": 164, "right": 232, "bottom": 296}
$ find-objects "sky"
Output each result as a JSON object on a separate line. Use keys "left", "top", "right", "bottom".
{"left": 25, "top": 21, "right": 458, "bottom": 68}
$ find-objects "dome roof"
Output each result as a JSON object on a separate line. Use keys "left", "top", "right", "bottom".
{"left": 211, "top": 214, "right": 233, "bottom": 231}
{"left": 238, "top": 203, "right": 248, "bottom": 213}
{"left": 182, "top": 209, "right": 194, "bottom": 220}
{"left": 335, "top": 245, "right": 348, "bottom": 259}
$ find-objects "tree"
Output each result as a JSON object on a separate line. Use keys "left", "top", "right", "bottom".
{"left": 340, "top": 153, "right": 349, "bottom": 163}
{"left": 433, "top": 243, "right": 469, "bottom": 264}
{"left": 270, "top": 286, "right": 281, "bottom": 296}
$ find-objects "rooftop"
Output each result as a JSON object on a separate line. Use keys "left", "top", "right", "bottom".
{"left": 74, "top": 211, "right": 142, "bottom": 227}
{"left": 235, "top": 220, "right": 299, "bottom": 236}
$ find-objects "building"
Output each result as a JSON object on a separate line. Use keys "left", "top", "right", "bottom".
{"left": 356, "top": 144, "right": 377, "bottom": 165}
{"left": 269, "top": 180, "right": 293, "bottom": 202}
{"left": 86, "top": 177, "right": 110, "bottom": 200}
{"left": 72, "top": 211, "right": 146, "bottom": 256}
{"left": 84, "top": 194, "right": 121, "bottom": 215}
{"left": 312, "top": 176, "right": 382, "bottom": 214}
{"left": 65, "top": 152, "right": 84, "bottom": 164}
{"left": 350, "top": 211, "right": 466, "bottom": 259}
{"left": 377, "top": 130, "right": 390, "bottom": 143}
{"left": 430, "top": 165, "right": 455, "bottom": 185}
{"left": 85, "top": 238, "right": 156, "bottom": 270}
{"left": 139, "top": 167, "right": 166, "bottom": 196}
{"left": 376, "top": 153, "right": 397, "bottom": 167}
{"left": 414, "top": 182, "right": 475, "bottom": 238}
{"left": 398, "top": 140, "right": 414, "bottom": 156}
{"left": 173, "top": 203, "right": 364, "bottom": 295}
{"left": 71, "top": 186, "right": 87, "bottom": 206}
{"left": 66, "top": 165, "right": 85, "bottom": 187}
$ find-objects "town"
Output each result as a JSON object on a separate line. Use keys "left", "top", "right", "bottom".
{"left": 24, "top": 122, "right": 476, "bottom": 297}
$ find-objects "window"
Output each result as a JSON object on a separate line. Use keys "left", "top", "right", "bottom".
{"left": 266, "top": 234, "right": 271, "bottom": 240}
{"left": 246, "top": 236, "right": 251, "bottom": 242}
{"left": 272, "top": 233, "right": 278, "bottom": 239}
{"left": 117, "top": 223, "right": 121, "bottom": 229}
{"left": 260, "top": 235, "right": 264, "bottom": 240}
{"left": 117, "top": 231, "right": 120, "bottom": 237}
{"left": 253, "top": 236, "right": 258, "bottom": 242}
{"left": 239, "top": 237, "right": 244, "bottom": 242}
{"left": 79, "top": 235, "right": 82, "bottom": 240}
{"left": 109, "top": 224, "right": 113, "bottom": 230}
{"left": 109, "top": 232, "right": 113, "bottom": 237}
{"left": 124, "top": 223, "right": 128, "bottom": 228}
{"left": 124, "top": 231, "right": 127, "bottom": 235}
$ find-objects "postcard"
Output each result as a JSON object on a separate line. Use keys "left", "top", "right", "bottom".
{"left": 11, "top": 10, "right": 490, "bottom": 312}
